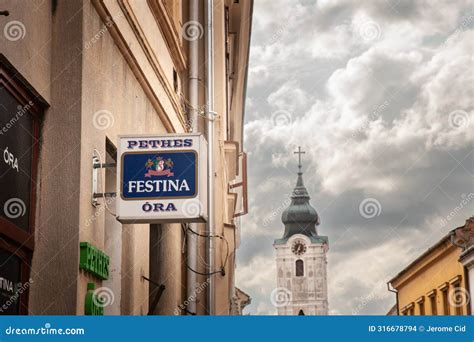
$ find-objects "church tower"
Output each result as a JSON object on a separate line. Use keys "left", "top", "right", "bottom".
{"left": 273, "top": 147, "right": 329, "bottom": 315}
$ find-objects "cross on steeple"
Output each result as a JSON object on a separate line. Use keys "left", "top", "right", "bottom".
{"left": 294, "top": 146, "right": 305, "bottom": 172}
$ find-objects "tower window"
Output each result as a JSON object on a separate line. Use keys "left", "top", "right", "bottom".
{"left": 173, "top": 68, "right": 178, "bottom": 93}
{"left": 296, "top": 259, "right": 304, "bottom": 277}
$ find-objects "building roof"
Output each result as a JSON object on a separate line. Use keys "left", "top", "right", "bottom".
{"left": 275, "top": 151, "right": 328, "bottom": 245}
{"left": 388, "top": 217, "right": 473, "bottom": 286}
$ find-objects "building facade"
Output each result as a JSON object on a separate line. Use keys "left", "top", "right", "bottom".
{"left": 273, "top": 151, "right": 329, "bottom": 315}
{"left": 0, "top": 0, "right": 252, "bottom": 315}
{"left": 230, "top": 287, "right": 251, "bottom": 315}
{"left": 388, "top": 217, "right": 473, "bottom": 316}
{"left": 451, "top": 216, "right": 474, "bottom": 315}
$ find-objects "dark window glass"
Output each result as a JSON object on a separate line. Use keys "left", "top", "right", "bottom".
{"left": 296, "top": 259, "right": 304, "bottom": 277}
{"left": 0, "top": 86, "right": 34, "bottom": 232}
{"left": 0, "top": 248, "right": 22, "bottom": 314}
{"left": 430, "top": 295, "right": 437, "bottom": 315}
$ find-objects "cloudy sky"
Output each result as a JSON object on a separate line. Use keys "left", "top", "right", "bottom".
{"left": 236, "top": 0, "right": 473, "bottom": 315}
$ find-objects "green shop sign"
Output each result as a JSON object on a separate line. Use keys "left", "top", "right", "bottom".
{"left": 84, "top": 282, "right": 104, "bottom": 316}
{"left": 79, "top": 242, "right": 109, "bottom": 280}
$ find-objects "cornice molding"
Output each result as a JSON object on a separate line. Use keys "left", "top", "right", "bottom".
{"left": 91, "top": 0, "right": 188, "bottom": 133}
{"left": 147, "top": 0, "right": 187, "bottom": 73}
{"left": 119, "top": 0, "right": 187, "bottom": 129}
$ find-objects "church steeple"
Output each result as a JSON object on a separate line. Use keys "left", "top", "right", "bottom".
{"left": 280, "top": 146, "right": 320, "bottom": 241}
{"left": 273, "top": 146, "right": 329, "bottom": 316}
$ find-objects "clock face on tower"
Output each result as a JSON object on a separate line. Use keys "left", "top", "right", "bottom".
{"left": 291, "top": 240, "right": 307, "bottom": 256}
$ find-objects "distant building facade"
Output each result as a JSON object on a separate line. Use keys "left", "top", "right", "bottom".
{"left": 388, "top": 217, "right": 473, "bottom": 316}
{"left": 230, "top": 287, "right": 251, "bottom": 315}
{"left": 0, "top": 0, "right": 252, "bottom": 315}
{"left": 273, "top": 149, "right": 329, "bottom": 315}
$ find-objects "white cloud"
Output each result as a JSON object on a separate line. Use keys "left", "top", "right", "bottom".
{"left": 238, "top": 0, "right": 474, "bottom": 315}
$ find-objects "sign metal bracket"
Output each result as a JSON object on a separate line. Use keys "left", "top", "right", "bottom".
{"left": 92, "top": 155, "right": 117, "bottom": 207}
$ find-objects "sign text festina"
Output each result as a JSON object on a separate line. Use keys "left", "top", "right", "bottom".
{"left": 116, "top": 134, "right": 207, "bottom": 223}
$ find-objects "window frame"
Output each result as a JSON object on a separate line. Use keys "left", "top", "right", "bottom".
{"left": 295, "top": 259, "right": 304, "bottom": 277}
{"left": 0, "top": 54, "right": 48, "bottom": 315}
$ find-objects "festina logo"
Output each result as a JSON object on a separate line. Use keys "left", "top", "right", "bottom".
{"left": 128, "top": 179, "right": 190, "bottom": 193}
{"left": 0, "top": 277, "right": 14, "bottom": 293}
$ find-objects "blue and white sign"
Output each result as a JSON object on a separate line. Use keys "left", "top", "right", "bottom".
{"left": 116, "top": 134, "right": 207, "bottom": 223}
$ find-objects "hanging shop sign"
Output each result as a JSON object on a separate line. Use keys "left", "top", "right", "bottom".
{"left": 116, "top": 134, "right": 207, "bottom": 223}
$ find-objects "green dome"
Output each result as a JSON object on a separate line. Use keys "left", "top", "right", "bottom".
{"left": 280, "top": 171, "right": 320, "bottom": 240}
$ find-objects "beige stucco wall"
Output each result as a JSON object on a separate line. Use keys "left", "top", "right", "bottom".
{"left": 0, "top": 0, "right": 52, "bottom": 102}
{"left": 77, "top": 0, "right": 188, "bottom": 315}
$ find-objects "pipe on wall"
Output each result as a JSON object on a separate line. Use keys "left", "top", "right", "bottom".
{"left": 205, "top": 0, "right": 216, "bottom": 315}
{"left": 186, "top": 0, "right": 199, "bottom": 315}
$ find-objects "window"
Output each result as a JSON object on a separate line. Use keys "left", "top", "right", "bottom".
{"left": 416, "top": 296, "right": 425, "bottom": 315}
{"left": 173, "top": 68, "right": 178, "bottom": 93}
{"left": 452, "top": 283, "right": 463, "bottom": 315}
{"left": 442, "top": 288, "right": 450, "bottom": 315}
{"left": 429, "top": 294, "right": 437, "bottom": 315}
{"left": 0, "top": 54, "right": 48, "bottom": 315}
{"left": 295, "top": 259, "right": 304, "bottom": 277}
{"left": 419, "top": 301, "right": 425, "bottom": 315}
{"left": 404, "top": 303, "right": 414, "bottom": 315}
